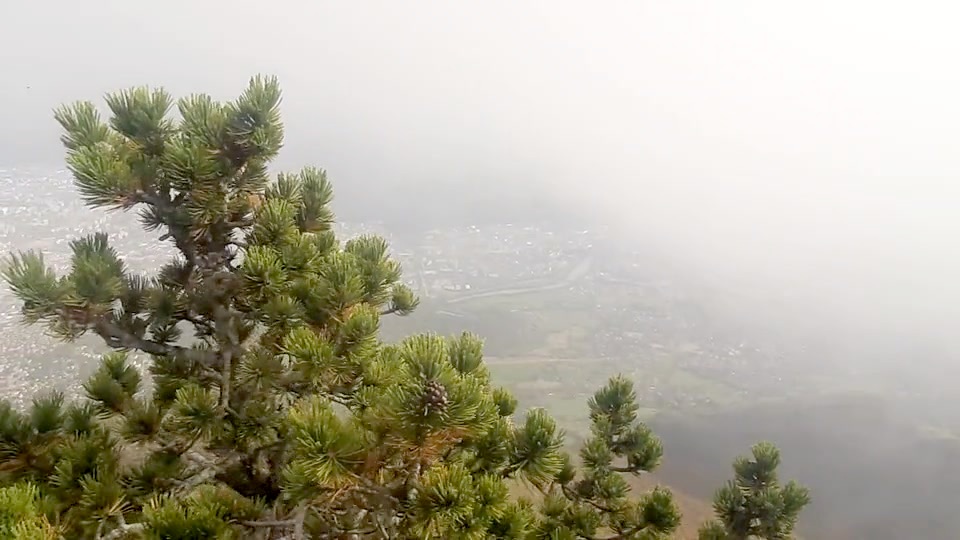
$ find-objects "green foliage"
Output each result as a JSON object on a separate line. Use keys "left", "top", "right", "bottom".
{"left": 0, "top": 76, "right": 807, "bottom": 539}
{"left": 698, "top": 442, "right": 811, "bottom": 540}
{"left": 0, "top": 483, "right": 58, "bottom": 539}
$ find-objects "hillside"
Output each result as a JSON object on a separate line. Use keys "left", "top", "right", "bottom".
{"left": 382, "top": 271, "right": 960, "bottom": 539}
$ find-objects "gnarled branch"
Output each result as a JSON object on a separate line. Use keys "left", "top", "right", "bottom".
{"left": 93, "top": 317, "right": 218, "bottom": 367}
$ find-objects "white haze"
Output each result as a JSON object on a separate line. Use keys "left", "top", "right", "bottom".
{"left": 2, "top": 1, "right": 959, "bottom": 385}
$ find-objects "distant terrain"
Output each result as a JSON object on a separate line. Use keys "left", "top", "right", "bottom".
{"left": 651, "top": 397, "right": 960, "bottom": 540}
{"left": 3, "top": 167, "right": 960, "bottom": 538}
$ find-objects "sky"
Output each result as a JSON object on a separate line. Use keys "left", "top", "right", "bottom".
{"left": 2, "top": 1, "right": 959, "bottom": 371}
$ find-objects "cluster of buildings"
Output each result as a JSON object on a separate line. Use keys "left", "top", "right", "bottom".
{"left": 350, "top": 222, "right": 805, "bottom": 409}
{"left": 336, "top": 222, "right": 599, "bottom": 298}
{"left": 0, "top": 215, "right": 799, "bottom": 412}
{"left": 332, "top": 222, "right": 805, "bottom": 409}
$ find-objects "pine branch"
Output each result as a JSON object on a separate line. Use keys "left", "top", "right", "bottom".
{"left": 561, "top": 483, "right": 617, "bottom": 513}
{"left": 162, "top": 430, "right": 204, "bottom": 458}
{"left": 172, "top": 464, "right": 218, "bottom": 494}
{"left": 183, "top": 312, "right": 214, "bottom": 333}
{"left": 219, "top": 349, "right": 233, "bottom": 411}
{"left": 583, "top": 529, "right": 645, "bottom": 540}
{"left": 99, "top": 521, "right": 145, "bottom": 540}
{"left": 93, "top": 317, "right": 218, "bottom": 367}
{"left": 132, "top": 189, "right": 204, "bottom": 267}
{"left": 242, "top": 505, "right": 308, "bottom": 538}
{"left": 241, "top": 518, "right": 299, "bottom": 528}
{"left": 315, "top": 528, "right": 379, "bottom": 539}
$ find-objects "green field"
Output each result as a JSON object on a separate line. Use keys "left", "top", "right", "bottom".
{"left": 381, "top": 282, "right": 757, "bottom": 438}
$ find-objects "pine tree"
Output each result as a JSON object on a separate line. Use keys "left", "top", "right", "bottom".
{"left": 698, "top": 442, "right": 810, "bottom": 540}
{"left": 0, "top": 76, "right": 690, "bottom": 539}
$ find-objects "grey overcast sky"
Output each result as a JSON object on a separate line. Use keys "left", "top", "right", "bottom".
{"left": 2, "top": 1, "right": 959, "bottom": 364}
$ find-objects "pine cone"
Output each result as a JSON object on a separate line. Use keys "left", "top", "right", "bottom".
{"left": 421, "top": 380, "right": 449, "bottom": 413}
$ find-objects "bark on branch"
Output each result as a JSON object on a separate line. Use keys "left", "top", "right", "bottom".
{"left": 93, "top": 317, "right": 218, "bottom": 367}
{"left": 99, "top": 522, "right": 145, "bottom": 540}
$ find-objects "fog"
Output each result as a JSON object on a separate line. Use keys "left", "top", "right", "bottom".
{"left": 4, "top": 3, "right": 960, "bottom": 536}
{"left": 2, "top": 1, "right": 959, "bottom": 380}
